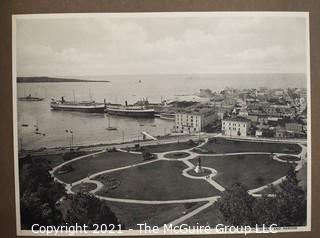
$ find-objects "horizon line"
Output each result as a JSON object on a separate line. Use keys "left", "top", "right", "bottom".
{"left": 17, "top": 72, "right": 307, "bottom": 78}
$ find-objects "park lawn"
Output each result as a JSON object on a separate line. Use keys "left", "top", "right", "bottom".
{"left": 31, "top": 150, "right": 99, "bottom": 168}
{"left": 140, "top": 142, "right": 195, "bottom": 153}
{"left": 71, "top": 182, "right": 97, "bottom": 193}
{"left": 261, "top": 163, "right": 308, "bottom": 195}
{"left": 55, "top": 151, "right": 143, "bottom": 183}
{"left": 106, "top": 201, "right": 206, "bottom": 229}
{"left": 278, "top": 155, "right": 301, "bottom": 161}
{"left": 200, "top": 137, "right": 301, "bottom": 154}
{"left": 190, "top": 154, "right": 292, "bottom": 190}
{"left": 95, "top": 160, "right": 221, "bottom": 200}
{"left": 181, "top": 203, "right": 222, "bottom": 227}
{"left": 57, "top": 195, "right": 205, "bottom": 229}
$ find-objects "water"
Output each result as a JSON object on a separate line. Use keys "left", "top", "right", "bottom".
{"left": 16, "top": 73, "right": 306, "bottom": 150}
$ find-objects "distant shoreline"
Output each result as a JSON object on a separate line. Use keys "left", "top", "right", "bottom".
{"left": 17, "top": 76, "right": 110, "bottom": 83}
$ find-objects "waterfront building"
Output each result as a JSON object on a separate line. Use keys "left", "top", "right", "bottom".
{"left": 217, "top": 111, "right": 225, "bottom": 120}
{"left": 175, "top": 109, "right": 217, "bottom": 133}
{"left": 221, "top": 117, "right": 250, "bottom": 137}
{"left": 238, "top": 109, "right": 249, "bottom": 117}
{"left": 274, "top": 89, "right": 285, "bottom": 96}
{"left": 275, "top": 126, "right": 288, "bottom": 138}
{"left": 264, "top": 104, "right": 295, "bottom": 117}
{"left": 247, "top": 115, "right": 258, "bottom": 122}
{"left": 267, "top": 117, "right": 279, "bottom": 127}
{"left": 285, "top": 122, "right": 304, "bottom": 134}
{"left": 255, "top": 129, "right": 263, "bottom": 137}
{"left": 246, "top": 103, "right": 296, "bottom": 119}
{"left": 211, "top": 97, "right": 224, "bottom": 107}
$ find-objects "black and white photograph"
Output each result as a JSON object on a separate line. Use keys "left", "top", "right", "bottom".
{"left": 12, "top": 12, "right": 311, "bottom": 236}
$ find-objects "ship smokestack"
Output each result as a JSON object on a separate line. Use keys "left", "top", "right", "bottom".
{"left": 125, "top": 100, "right": 128, "bottom": 107}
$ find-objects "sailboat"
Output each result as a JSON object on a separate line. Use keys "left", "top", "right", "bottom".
{"left": 33, "top": 119, "right": 46, "bottom": 136}
{"left": 34, "top": 124, "right": 42, "bottom": 135}
{"left": 105, "top": 115, "right": 118, "bottom": 131}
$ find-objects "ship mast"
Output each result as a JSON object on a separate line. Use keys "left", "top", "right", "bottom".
{"left": 72, "top": 89, "right": 76, "bottom": 103}
{"left": 89, "top": 89, "right": 92, "bottom": 102}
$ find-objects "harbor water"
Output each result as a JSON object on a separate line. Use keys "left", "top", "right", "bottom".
{"left": 16, "top": 73, "right": 306, "bottom": 150}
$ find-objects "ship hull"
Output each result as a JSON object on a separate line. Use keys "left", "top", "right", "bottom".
{"left": 51, "top": 104, "right": 105, "bottom": 113}
{"left": 18, "top": 98, "right": 43, "bottom": 101}
{"left": 159, "top": 116, "right": 175, "bottom": 121}
{"left": 106, "top": 109, "right": 155, "bottom": 117}
{"left": 159, "top": 113, "right": 176, "bottom": 121}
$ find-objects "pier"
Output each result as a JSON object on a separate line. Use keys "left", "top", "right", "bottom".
{"left": 142, "top": 131, "right": 158, "bottom": 141}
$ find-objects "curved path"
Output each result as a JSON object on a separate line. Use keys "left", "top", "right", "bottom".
{"left": 50, "top": 150, "right": 107, "bottom": 174}
{"left": 181, "top": 160, "right": 225, "bottom": 192}
{"left": 51, "top": 136, "right": 307, "bottom": 225}
{"left": 161, "top": 200, "right": 216, "bottom": 228}
{"left": 95, "top": 195, "right": 220, "bottom": 205}
{"left": 61, "top": 158, "right": 161, "bottom": 194}
{"left": 52, "top": 138, "right": 306, "bottom": 201}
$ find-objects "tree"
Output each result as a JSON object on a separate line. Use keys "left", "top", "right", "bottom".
{"left": 65, "top": 193, "right": 121, "bottom": 229}
{"left": 19, "top": 156, "right": 65, "bottom": 229}
{"left": 252, "top": 193, "right": 280, "bottom": 226}
{"left": 254, "top": 166, "right": 306, "bottom": 226}
{"left": 273, "top": 166, "right": 307, "bottom": 226}
{"left": 142, "top": 150, "right": 155, "bottom": 161}
{"left": 187, "top": 139, "right": 197, "bottom": 146}
{"left": 216, "top": 166, "right": 307, "bottom": 227}
{"left": 216, "top": 183, "right": 256, "bottom": 226}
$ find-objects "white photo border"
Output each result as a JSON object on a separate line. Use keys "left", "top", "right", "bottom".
{"left": 12, "top": 11, "right": 311, "bottom": 236}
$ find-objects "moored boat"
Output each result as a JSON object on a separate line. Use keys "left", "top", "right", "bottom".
{"left": 18, "top": 94, "right": 44, "bottom": 101}
{"left": 106, "top": 126, "right": 118, "bottom": 131}
{"left": 51, "top": 97, "right": 105, "bottom": 113}
{"left": 106, "top": 101, "right": 155, "bottom": 117}
{"left": 105, "top": 115, "right": 118, "bottom": 130}
{"left": 159, "top": 112, "right": 176, "bottom": 121}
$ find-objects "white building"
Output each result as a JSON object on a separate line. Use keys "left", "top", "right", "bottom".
{"left": 238, "top": 109, "right": 248, "bottom": 117}
{"left": 222, "top": 117, "right": 250, "bottom": 137}
{"left": 255, "top": 129, "right": 263, "bottom": 137}
{"left": 175, "top": 109, "right": 217, "bottom": 133}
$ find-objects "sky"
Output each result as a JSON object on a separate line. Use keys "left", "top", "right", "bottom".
{"left": 15, "top": 13, "right": 308, "bottom": 77}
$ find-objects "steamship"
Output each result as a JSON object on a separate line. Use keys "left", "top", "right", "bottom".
{"left": 50, "top": 97, "right": 105, "bottom": 113}
{"left": 106, "top": 101, "right": 155, "bottom": 117}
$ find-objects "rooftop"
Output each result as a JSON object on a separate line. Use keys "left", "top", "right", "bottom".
{"left": 222, "top": 117, "right": 250, "bottom": 123}
{"left": 176, "top": 107, "right": 216, "bottom": 116}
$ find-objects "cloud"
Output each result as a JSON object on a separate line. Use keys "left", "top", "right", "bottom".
{"left": 16, "top": 14, "right": 308, "bottom": 76}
